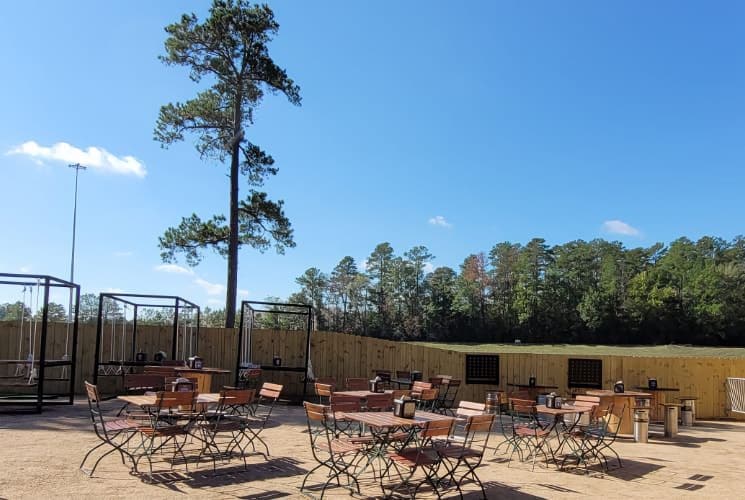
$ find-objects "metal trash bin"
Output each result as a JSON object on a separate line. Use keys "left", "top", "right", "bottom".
{"left": 633, "top": 408, "right": 649, "bottom": 443}
{"left": 664, "top": 405, "right": 679, "bottom": 437}
{"left": 680, "top": 398, "right": 695, "bottom": 426}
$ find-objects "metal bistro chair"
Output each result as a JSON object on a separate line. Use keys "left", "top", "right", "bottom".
{"left": 197, "top": 389, "right": 254, "bottom": 471}
{"left": 508, "top": 398, "right": 552, "bottom": 471}
{"left": 329, "top": 399, "right": 362, "bottom": 438}
{"left": 242, "top": 382, "right": 283, "bottom": 458}
{"left": 365, "top": 393, "right": 394, "bottom": 412}
{"left": 437, "top": 379, "right": 461, "bottom": 415}
{"left": 80, "top": 381, "right": 139, "bottom": 477}
{"left": 438, "top": 413, "right": 495, "bottom": 498}
{"left": 131, "top": 390, "right": 197, "bottom": 482}
{"left": 416, "top": 388, "right": 439, "bottom": 411}
{"left": 345, "top": 377, "right": 369, "bottom": 391}
{"left": 382, "top": 418, "right": 456, "bottom": 498}
{"left": 301, "top": 402, "right": 363, "bottom": 499}
{"left": 315, "top": 382, "right": 334, "bottom": 405}
{"left": 117, "top": 374, "right": 165, "bottom": 417}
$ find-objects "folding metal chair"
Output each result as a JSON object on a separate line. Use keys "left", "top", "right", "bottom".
{"left": 197, "top": 389, "right": 255, "bottom": 470}
{"left": 365, "top": 393, "right": 394, "bottom": 412}
{"left": 437, "top": 379, "right": 461, "bottom": 414}
{"left": 438, "top": 413, "right": 495, "bottom": 498}
{"left": 508, "top": 399, "right": 551, "bottom": 470}
{"left": 242, "top": 382, "right": 283, "bottom": 457}
{"left": 131, "top": 390, "right": 197, "bottom": 481}
{"left": 301, "top": 402, "right": 363, "bottom": 499}
{"left": 315, "top": 382, "right": 334, "bottom": 405}
{"left": 345, "top": 377, "right": 369, "bottom": 391}
{"left": 382, "top": 418, "right": 455, "bottom": 498}
{"left": 80, "top": 381, "right": 139, "bottom": 477}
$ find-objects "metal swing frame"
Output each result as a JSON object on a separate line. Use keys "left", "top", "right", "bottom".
{"left": 0, "top": 273, "right": 80, "bottom": 413}
{"left": 236, "top": 300, "right": 312, "bottom": 402}
{"left": 92, "top": 293, "right": 200, "bottom": 385}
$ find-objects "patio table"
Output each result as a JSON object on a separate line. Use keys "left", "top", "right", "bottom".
{"left": 341, "top": 411, "right": 455, "bottom": 487}
{"left": 585, "top": 390, "right": 652, "bottom": 436}
{"left": 536, "top": 404, "right": 594, "bottom": 465}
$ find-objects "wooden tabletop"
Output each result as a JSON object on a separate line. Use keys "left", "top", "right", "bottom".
{"left": 118, "top": 393, "right": 223, "bottom": 406}
{"left": 333, "top": 390, "right": 379, "bottom": 398}
{"left": 536, "top": 404, "right": 593, "bottom": 416}
{"left": 177, "top": 367, "right": 231, "bottom": 374}
{"left": 634, "top": 386, "right": 680, "bottom": 392}
{"left": 508, "top": 383, "right": 559, "bottom": 389}
{"left": 341, "top": 410, "right": 454, "bottom": 428}
{"left": 586, "top": 390, "right": 652, "bottom": 398}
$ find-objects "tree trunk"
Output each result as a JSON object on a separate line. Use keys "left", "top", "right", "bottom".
{"left": 225, "top": 97, "right": 242, "bottom": 328}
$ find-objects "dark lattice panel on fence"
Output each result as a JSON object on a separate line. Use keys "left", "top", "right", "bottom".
{"left": 568, "top": 358, "right": 602, "bottom": 389}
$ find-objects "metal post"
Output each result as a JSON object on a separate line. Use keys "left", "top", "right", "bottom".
{"left": 131, "top": 305, "right": 138, "bottom": 362}
{"left": 303, "top": 305, "right": 312, "bottom": 402}
{"left": 93, "top": 294, "right": 104, "bottom": 385}
{"left": 68, "top": 285, "right": 81, "bottom": 405}
{"left": 236, "top": 301, "right": 245, "bottom": 386}
{"left": 67, "top": 163, "right": 86, "bottom": 323}
{"left": 37, "top": 277, "right": 51, "bottom": 413}
{"left": 172, "top": 300, "right": 180, "bottom": 360}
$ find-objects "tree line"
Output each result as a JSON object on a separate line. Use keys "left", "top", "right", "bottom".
{"left": 279, "top": 236, "right": 745, "bottom": 346}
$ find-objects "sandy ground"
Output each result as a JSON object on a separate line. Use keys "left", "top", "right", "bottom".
{"left": 1, "top": 400, "right": 744, "bottom": 499}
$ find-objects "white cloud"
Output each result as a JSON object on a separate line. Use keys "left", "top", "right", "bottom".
{"left": 8, "top": 140, "right": 146, "bottom": 177}
{"left": 601, "top": 219, "right": 641, "bottom": 237}
{"left": 194, "top": 278, "right": 225, "bottom": 296}
{"left": 154, "top": 263, "right": 194, "bottom": 275}
{"left": 113, "top": 251, "right": 133, "bottom": 257}
{"left": 428, "top": 215, "right": 452, "bottom": 228}
{"left": 238, "top": 289, "right": 249, "bottom": 297}
{"left": 19, "top": 265, "right": 32, "bottom": 273}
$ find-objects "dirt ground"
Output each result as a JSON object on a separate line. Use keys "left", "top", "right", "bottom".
{"left": 1, "top": 400, "right": 744, "bottom": 499}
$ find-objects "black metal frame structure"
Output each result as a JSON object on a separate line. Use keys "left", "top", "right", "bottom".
{"left": 237, "top": 300, "right": 312, "bottom": 401}
{"left": 92, "top": 293, "right": 200, "bottom": 385}
{"left": 0, "top": 273, "right": 80, "bottom": 413}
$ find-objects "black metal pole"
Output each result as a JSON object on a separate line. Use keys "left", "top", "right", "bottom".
{"left": 172, "top": 300, "right": 179, "bottom": 360}
{"left": 235, "top": 301, "right": 245, "bottom": 386}
{"left": 93, "top": 294, "right": 104, "bottom": 385}
{"left": 195, "top": 307, "right": 200, "bottom": 356}
{"left": 69, "top": 284, "right": 80, "bottom": 405}
{"left": 37, "top": 277, "right": 51, "bottom": 413}
{"left": 131, "top": 305, "right": 138, "bottom": 362}
{"left": 302, "top": 305, "right": 312, "bottom": 402}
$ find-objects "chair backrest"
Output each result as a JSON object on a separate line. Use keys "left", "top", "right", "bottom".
{"left": 458, "top": 400, "right": 486, "bottom": 412}
{"left": 330, "top": 394, "right": 362, "bottom": 404}
{"left": 155, "top": 390, "right": 196, "bottom": 410}
{"left": 396, "top": 370, "right": 411, "bottom": 380}
{"left": 428, "top": 377, "right": 446, "bottom": 387}
{"left": 345, "top": 377, "right": 368, "bottom": 391}
{"left": 390, "top": 390, "right": 412, "bottom": 400}
{"left": 315, "top": 377, "right": 337, "bottom": 388}
{"left": 123, "top": 374, "right": 164, "bottom": 392}
{"left": 315, "top": 383, "right": 334, "bottom": 398}
{"left": 330, "top": 400, "right": 361, "bottom": 414}
{"left": 303, "top": 402, "right": 333, "bottom": 453}
{"left": 365, "top": 393, "right": 393, "bottom": 411}
{"left": 461, "top": 413, "right": 495, "bottom": 453}
{"left": 412, "top": 381, "right": 433, "bottom": 393}
{"left": 420, "top": 418, "right": 455, "bottom": 439}
{"left": 260, "top": 382, "right": 283, "bottom": 400}
{"left": 84, "top": 381, "right": 103, "bottom": 424}
{"left": 419, "top": 388, "right": 439, "bottom": 401}
{"left": 436, "top": 374, "right": 453, "bottom": 382}
{"left": 221, "top": 387, "right": 255, "bottom": 406}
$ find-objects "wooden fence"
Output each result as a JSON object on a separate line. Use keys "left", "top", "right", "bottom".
{"left": 2, "top": 321, "right": 744, "bottom": 418}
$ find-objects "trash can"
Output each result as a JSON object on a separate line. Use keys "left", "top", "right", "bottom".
{"left": 680, "top": 398, "right": 696, "bottom": 427}
{"left": 633, "top": 408, "right": 649, "bottom": 443}
{"left": 680, "top": 398, "right": 695, "bottom": 426}
{"left": 664, "top": 405, "right": 679, "bottom": 437}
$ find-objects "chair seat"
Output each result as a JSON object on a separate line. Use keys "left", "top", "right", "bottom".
{"left": 439, "top": 445, "right": 482, "bottom": 459}
{"left": 317, "top": 439, "right": 363, "bottom": 455}
{"left": 515, "top": 426, "right": 551, "bottom": 438}
{"left": 389, "top": 447, "right": 439, "bottom": 467}
{"left": 102, "top": 418, "right": 139, "bottom": 432}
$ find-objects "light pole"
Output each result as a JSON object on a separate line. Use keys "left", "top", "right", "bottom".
{"left": 68, "top": 163, "right": 86, "bottom": 322}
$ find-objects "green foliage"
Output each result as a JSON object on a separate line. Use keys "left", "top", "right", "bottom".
{"left": 154, "top": 0, "right": 300, "bottom": 327}
{"left": 283, "top": 235, "right": 745, "bottom": 346}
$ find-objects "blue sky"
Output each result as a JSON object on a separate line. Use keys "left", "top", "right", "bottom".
{"left": 1, "top": 1, "right": 744, "bottom": 308}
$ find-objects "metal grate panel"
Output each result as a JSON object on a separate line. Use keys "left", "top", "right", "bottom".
{"left": 465, "top": 354, "right": 499, "bottom": 385}
{"left": 568, "top": 358, "right": 602, "bottom": 389}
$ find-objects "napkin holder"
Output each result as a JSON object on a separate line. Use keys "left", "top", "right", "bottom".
{"left": 393, "top": 398, "right": 416, "bottom": 418}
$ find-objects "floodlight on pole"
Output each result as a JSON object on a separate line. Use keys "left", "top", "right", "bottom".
{"left": 68, "top": 163, "right": 87, "bottom": 322}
